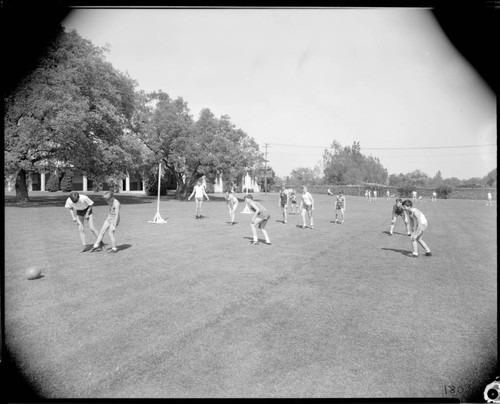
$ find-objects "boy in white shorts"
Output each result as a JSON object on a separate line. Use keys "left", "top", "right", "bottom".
{"left": 334, "top": 190, "right": 346, "bottom": 224}
{"left": 300, "top": 186, "right": 314, "bottom": 229}
{"left": 278, "top": 184, "right": 289, "bottom": 224}
{"left": 402, "top": 200, "right": 431, "bottom": 258}
{"left": 225, "top": 189, "right": 239, "bottom": 224}
{"left": 244, "top": 194, "right": 271, "bottom": 245}
{"left": 188, "top": 179, "right": 209, "bottom": 219}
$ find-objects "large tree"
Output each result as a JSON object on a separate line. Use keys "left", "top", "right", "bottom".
{"left": 322, "top": 140, "right": 388, "bottom": 185}
{"left": 4, "top": 27, "right": 139, "bottom": 201}
{"left": 136, "top": 94, "right": 263, "bottom": 198}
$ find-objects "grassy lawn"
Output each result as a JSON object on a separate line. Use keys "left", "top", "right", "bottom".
{"left": 4, "top": 191, "right": 497, "bottom": 399}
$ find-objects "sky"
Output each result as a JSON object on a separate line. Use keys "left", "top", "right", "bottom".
{"left": 62, "top": 8, "right": 496, "bottom": 180}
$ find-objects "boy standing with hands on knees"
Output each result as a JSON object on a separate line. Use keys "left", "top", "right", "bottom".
{"left": 402, "top": 200, "right": 431, "bottom": 258}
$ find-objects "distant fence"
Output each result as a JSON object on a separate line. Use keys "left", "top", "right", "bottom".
{"left": 269, "top": 184, "right": 496, "bottom": 200}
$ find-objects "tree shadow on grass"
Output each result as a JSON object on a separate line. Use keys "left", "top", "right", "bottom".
{"left": 381, "top": 247, "right": 411, "bottom": 256}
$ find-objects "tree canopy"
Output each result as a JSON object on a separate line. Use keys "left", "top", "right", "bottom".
{"left": 4, "top": 27, "right": 140, "bottom": 201}
{"left": 322, "top": 141, "right": 388, "bottom": 185}
{"left": 135, "top": 92, "right": 264, "bottom": 198}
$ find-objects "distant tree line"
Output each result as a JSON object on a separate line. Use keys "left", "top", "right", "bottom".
{"left": 278, "top": 140, "right": 496, "bottom": 196}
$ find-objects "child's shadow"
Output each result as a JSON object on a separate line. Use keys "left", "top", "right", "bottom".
{"left": 381, "top": 247, "right": 410, "bottom": 256}
{"left": 243, "top": 237, "right": 266, "bottom": 243}
{"left": 107, "top": 244, "right": 132, "bottom": 252}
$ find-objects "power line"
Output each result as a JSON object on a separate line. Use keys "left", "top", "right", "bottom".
{"left": 265, "top": 142, "right": 496, "bottom": 150}
{"left": 268, "top": 150, "right": 496, "bottom": 157}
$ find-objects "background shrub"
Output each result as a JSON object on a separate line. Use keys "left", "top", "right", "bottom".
{"left": 397, "top": 184, "right": 414, "bottom": 198}
{"left": 145, "top": 173, "right": 169, "bottom": 196}
{"left": 60, "top": 171, "right": 74, "bottom": 192}
{"left": 46, "top": 171, "right": 60, "bottom": 192}
{"left": 436, "top": 185, "right": 454, "bottom": 199}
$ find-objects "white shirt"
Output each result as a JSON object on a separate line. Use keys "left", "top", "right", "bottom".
{"left": 65, "top": 194, "right": 94, "bottom": 210}
{"left": 302, "top": 191, "right": 313, "bottom": 205}
{"left": 193, "top": 185, "right": 205, "bottom": 198}
{"left": 409, "top": 208, "right": 427, "bottom": 226}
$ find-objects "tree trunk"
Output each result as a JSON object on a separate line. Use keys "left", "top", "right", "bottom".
{"left": 15, "top": 169, "right": 30, "bottom": 203}
{"left": 174, "top": 172, "right": 188, "bottom": 199}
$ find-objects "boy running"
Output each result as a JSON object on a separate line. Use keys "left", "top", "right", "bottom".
{"left": 299, "top": 185, "right": 314, "bottom": 229}
{"left": 402, "top": 200, "right": 432, "bottom": 258}
{"left": 278, "top": 184, "right": 289, "bottom": 224}
{"left": 389, "top": 198, "right": 410, "bottom": 236}
{"left": 225, "top": 189, "right": 239, "bottom": 224}
{"left": 91, "top": 191, "right": 121, "bottom": 253}
{"left": 65, "top": 191, "right": 99, "bottom": 252}
{"left": 334, "top": 190, "right": 346, "bottom": 224}
{"left": 244, "top": 194, "right": 271, "bottom": 245}
{"left": 188, "top": 179, "right": 209, "bottom": 219}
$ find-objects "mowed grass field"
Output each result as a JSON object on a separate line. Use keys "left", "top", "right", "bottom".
{"left": 4, "top": 191, "right": 497, "bottom": 399}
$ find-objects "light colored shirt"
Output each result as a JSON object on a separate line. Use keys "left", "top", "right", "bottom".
{"left": 106, "top": 198, "right": 120, "bottom": 225}
{"left": 409, "top": 208, "right": 427, "bottom": 226}
{"left": 227, "top": 194, "right": 238, "bottom": 206}
{"left": 302, "top": 191, "right": 313, "bottom": 206}
{"left": 65, "top": 195, "right": 94, "bottom": 210}
{"left": 194, "top": 185, "right": 205, "bottom": 198}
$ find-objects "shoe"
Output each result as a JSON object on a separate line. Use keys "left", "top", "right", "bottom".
{"left": 90, "top": 246, "right": 101, "bottom": 252}
{"left": 389, "top": 232, "right": 393, "bottom": 236}
{"left": 407, "top": 233, "right": 411, "bottom": 236}
{"left": 252, "top": 241, "right": 259, "bottom": 245}
{"left": 408, "top": 253, "right": 418, "bottom": 258}
{"left": 425, "top": 252, "right": 432, "bottom": 256}
{"left": 265, "top": 241, "right": 272, "bottom": 245}
{"left": 109, "top": 248, "right": 118, "bottom": 253}
{"left": 341, "top": 221, "right": 344, "bottom": 224}
{"left": 81, "top": 245, "right": 90, "bottom": 252}
{"left": 283, "top": 221, "right": 287, "bottom": 224}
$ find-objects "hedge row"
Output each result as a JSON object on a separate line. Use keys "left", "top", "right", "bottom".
{"left": 267, "top": 184, "right": 496, "bottom": 200}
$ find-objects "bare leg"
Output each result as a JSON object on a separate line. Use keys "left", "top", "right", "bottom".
{"left": 93, "top": 221, "right": 110, "bottom": 248}
{"left": 261, "top": 229, "right": 270, "bottom": 244}
{"left": 250, "top": 224, "right": 258, "bottom": 242}
{"left": 76, "top": 218, "right": 86, "bottom": 245}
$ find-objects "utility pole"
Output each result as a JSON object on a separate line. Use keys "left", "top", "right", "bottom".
{"left": 264, "top": 143, "right": 268, "bottom": 194}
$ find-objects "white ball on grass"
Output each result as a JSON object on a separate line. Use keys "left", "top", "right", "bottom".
{"left": 26, "top": 266, "right": 42, "bottom": 280}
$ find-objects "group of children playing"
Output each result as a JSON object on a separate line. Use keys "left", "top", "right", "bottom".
{"left": 65, "top": 179, "right": 432, "bottom": 258}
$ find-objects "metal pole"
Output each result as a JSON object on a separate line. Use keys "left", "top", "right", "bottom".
{"left": 264, "top": 143, "right": 268, "bottom": 194}
{"left": 157, "top": 162, "right": 161, "bottom": 213}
